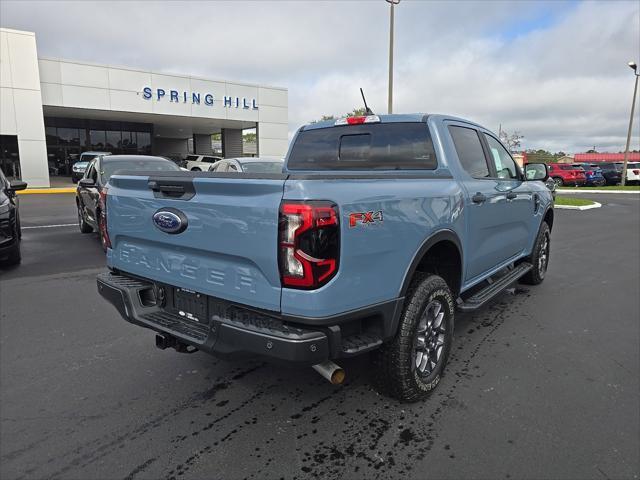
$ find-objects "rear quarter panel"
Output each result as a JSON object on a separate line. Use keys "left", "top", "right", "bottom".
{"left": 280, "top": 176, "right": 464, "bottom": 317}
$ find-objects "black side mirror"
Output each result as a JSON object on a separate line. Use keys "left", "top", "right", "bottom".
{"left": 8, "top": 180, "right": 27, "bottom": 191}
{"left": 524, "top": 163, "right": 549, "bottom": 182}
{"left": 78, "top": 178, "right": 96, "bottom": 188}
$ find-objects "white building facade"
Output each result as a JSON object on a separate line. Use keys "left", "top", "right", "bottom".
{"left": 0, "top": 28, "right": 289, "bottom": 187}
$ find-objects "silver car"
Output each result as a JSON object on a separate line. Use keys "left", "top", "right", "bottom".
{"left": 208, "top": 157, "right": 284, "bottom": 173}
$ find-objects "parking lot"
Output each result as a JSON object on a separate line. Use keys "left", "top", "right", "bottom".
{"left": 1, "top": 193, "right": 638, "bottom": 480}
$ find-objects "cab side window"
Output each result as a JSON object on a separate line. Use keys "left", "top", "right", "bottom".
{"left": 449, "top": 126, "right": 490, "bottom": 178}
{"left": 484, "top": 134, "right": 519, "bottom": 180}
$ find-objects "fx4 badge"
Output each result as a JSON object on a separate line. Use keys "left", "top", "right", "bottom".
{"left": 349, "top": 211, "right": 384, "bottom": 228}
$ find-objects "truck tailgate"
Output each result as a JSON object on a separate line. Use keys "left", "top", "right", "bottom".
{"left": 106, "top": 173, "right": 285, "bottom": 312}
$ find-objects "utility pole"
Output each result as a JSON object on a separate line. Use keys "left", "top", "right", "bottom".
{"left": 622, "top": 61, "right": 640, "bottom": 186}
{"left": 386, "top": 0, "right": 400, "bottom": 114}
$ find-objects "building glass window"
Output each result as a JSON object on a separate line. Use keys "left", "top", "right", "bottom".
{"left": 90, "top": 130, "right": 107, "bottom": 150}
{"left": 44, "top": 117, "right": 153, "bottom": 177}
{"left": 106, "top": 130, "right": 122, "bottom": 150}
{"left": 57, "top": 128, "right": 80, "bottom": 146}
{"left": 0, "top": 135, "right": 21, "bottom": 179}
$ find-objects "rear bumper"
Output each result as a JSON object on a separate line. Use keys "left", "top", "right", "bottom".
{"left": 97, "top": 271, "right": 400, "bottom": 365}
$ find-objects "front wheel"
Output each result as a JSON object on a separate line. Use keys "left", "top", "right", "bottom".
{"left": 191, "top": 167, "right": 201, "bottom": 172}
{"left": 521, "top": 221, "right": 550, "bottom": 285}
{"left": 553, "top": 177, "right": 563, "bottom": 187}
{"left": 78, "top": 205, "right": 93, "bottom": 233}
{"left": 373, "top": 274, "right": 455, "bottom": 402}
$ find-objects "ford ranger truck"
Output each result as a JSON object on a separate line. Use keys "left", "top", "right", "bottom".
{"left": 97, "top": 114, "right": 553, "bottom": 402}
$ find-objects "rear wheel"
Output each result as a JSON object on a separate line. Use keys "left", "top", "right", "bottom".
{"left": 191, "top": 167, "right": 201, "bottom": 171}
{"left": 521, "top": 221, "right": 550, "bottom": 285}
{"left": 373, "top": 274, "right": 455, "bottom": 402}
{"left": 553, "top": 177, "right": 563, "bottom": 187}
{"left": 78, "top": 204, "right": 93, "bottom": 233}
{"left": 98, "top": 214, "right": 108, "bottom": 252}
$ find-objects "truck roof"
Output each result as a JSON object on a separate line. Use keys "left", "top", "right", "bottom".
{"left": 301, "top": 113, "right": 484, "bottom": 131}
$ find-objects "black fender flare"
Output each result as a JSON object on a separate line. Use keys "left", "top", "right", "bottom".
{"left": 542, "top": 206, "right": 554, "bottom": 231}
{"left": 383, "top": 229, "right": 463, "bottom": 339}
{"left": 399, "top": 229, "right": 463, "bottom": 298}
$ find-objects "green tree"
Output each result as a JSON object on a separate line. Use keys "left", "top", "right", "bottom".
{"left": 311, "top": 107, "right": 368, "bottom": 124}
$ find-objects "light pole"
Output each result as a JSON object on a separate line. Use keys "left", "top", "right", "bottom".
{"left": 386, "top": 0, "right": 400, "bottom": 114}
{"left": 621, "top": 61, "right": 640, "bottom": 186}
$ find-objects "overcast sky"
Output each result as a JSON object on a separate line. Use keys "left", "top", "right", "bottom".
{"left": 2, "top": 0, "right": 638, "bottom": 153}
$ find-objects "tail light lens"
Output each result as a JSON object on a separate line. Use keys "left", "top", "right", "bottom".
{"left": 99, "top": 187, "right": 112, "bottom": 249}
{"left": 633, "top": 169, "right": 640, "bottom": 175}
{"left": 587, "top": 171, "right": 593, "bottom": 175}
{"left": 278, "top": 201, "right": 339, "bottom": 289}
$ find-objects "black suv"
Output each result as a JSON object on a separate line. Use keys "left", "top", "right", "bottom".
{"left": 0, "top": 168, "right": 27, "bottom": 266}
{"left": 598, "top": 162, "right": 623, "bottom": 185}
{"left": 76, "top": 155, "right": 181, "bottom": 251}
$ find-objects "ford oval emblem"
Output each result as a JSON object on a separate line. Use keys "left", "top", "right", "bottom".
{"left": 152, "top": 208, "right": 188, "bottom": 234}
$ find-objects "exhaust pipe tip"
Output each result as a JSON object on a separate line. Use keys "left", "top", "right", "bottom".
{"left": 312, "top": 361, "right": 345, "bottom": 385}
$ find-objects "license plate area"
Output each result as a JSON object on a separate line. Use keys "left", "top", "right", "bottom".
{"left": 173, "top": 288, "right": 209, "bottom": 326}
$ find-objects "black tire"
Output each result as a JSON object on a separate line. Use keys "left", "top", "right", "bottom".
{"left": 4, "top": 241, "right": 21, "bottom": 266}
{"left": 78, "top": 204, "right": 93, "bottom": 233}
{"left": 553, "top": 177, "right": 563, "bottom": 187}
{"left": 521, "top": 221, "right": 550, "bottom": 285}
{"left": 373, "top": 274, "right": 455, "bottom": 402}
{"left": 191, "top": 167, "right": 201, "bottom": 171}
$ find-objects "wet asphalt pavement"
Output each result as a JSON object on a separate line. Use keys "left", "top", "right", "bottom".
{"left": 1, "top": 192, "right": 638, "bottom": 480}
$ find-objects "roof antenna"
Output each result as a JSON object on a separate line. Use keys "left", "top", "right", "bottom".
{"left": 360, "top": 88, "right": 374, "bottom": 115}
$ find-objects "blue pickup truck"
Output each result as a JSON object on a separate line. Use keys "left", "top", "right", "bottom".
{"left": 97, "top": 114, "right": 553, "bottom": 402}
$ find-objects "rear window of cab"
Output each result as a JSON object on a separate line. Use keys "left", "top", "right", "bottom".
{"left": 287, "top": 122, "right": 438, "bottom": 170}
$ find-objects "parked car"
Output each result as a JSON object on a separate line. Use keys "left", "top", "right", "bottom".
{"left": 598, "top": 162, "right": 623, "bottom": 185}
{"left": 96, "top": 113, "right": 553, "bottom": 402}
{"left": 572, "top": 163, "right": 606, "bottom": 186}
{"left": 76, "top": 155, "right": 180, "bottom": 251}
{"left": 547, "top": 163, "right": 586, "bottom": 187}
{"left": 184, "top": 154, "right": 222, "bottom": 171}
{"left": 72, "top": 151, "right": 112, "bottom": 183}
{"left": 0, "top": 167, "right": 27, "bottom": 266}
{"left": 208, "top": 157, "right": 285, "bottom": 173}
{"left": 625, "top": 162, "right": 640, "bottom": 185}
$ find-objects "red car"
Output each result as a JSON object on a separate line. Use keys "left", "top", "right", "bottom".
{"left": 548, "top": 164, "right": 586, "bottom": 187}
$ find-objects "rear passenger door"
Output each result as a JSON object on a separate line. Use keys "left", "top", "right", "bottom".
{"left": 448, "top": 124, "right": 526, "bottom": 283}
{"left": 481, "top": 132, "right": 532, "bottom": 257}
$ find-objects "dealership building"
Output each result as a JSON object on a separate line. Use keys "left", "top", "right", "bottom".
{"left": 0, "top": 28, "right": 289, "bottom": 187}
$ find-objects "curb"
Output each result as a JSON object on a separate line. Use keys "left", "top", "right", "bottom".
{"left": 555, "top": 201, "right": 602, "bottom": 211}
{"left": 556, "top": 189, "right": 639, "bottom": 194}
{"left": 18, "top": 188, "right": 76, "bottom": 195}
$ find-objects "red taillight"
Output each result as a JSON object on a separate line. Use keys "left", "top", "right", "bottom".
{"left": 334, "top": 115, "right": 381, "bottom": 126}
{"left": 587, "top": 171, "right": 593, "bottom": 175}
{"left": 633, "top": 169, "right": 640, "bottom": 175}
{"left": 278, "top": 201, "right": 339, "bottom": 289}
{"left": 99, "top": 187, "right": 112, "bottom": 249}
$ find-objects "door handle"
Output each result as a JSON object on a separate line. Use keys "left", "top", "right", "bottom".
{"left": 472, "top": 192, "right": 486, "bottom": 204}
{"left": 506, "top": 191, "right": 517, "bottom": 200}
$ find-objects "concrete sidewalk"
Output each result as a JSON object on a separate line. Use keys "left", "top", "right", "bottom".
{"left": 18, "top": 176, "right": 76, "bottom": 194}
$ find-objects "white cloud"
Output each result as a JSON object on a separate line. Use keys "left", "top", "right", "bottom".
{"left": 1, "top": 0, "right": 638, "bottom": 152}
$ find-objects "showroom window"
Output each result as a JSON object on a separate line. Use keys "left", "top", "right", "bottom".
{"left": 44, "top": 118, "right": 153, "bottom": 176}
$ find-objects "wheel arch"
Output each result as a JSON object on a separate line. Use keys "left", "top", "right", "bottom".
{"left": 543, "top": 207, "right": 554, "bottom": 231}
{"left": 399, "top": 229, "right": 463, "bottom": 299}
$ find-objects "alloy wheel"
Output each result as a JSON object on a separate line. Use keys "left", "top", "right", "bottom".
{"left": 414, "top": 300, "right": 447, "bottom": 376}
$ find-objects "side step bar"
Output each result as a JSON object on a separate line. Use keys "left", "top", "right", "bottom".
{"left": 457, "top": 262, "right": 532, "bottom": 312}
